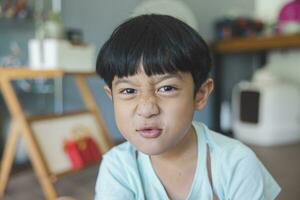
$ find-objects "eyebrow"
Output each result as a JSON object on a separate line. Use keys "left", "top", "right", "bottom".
{"left": 113, "top": 79, "right": 130, "bottom": 86}
{"left": 114, "top": 73, "right": 183, "bottom": 86}
{"left": 153, "top": 74, "right": 183, "bottom": 84}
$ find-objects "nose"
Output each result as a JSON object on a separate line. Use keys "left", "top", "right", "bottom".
{"left": 136, "top": 95, "right": 160, "bottom": 118}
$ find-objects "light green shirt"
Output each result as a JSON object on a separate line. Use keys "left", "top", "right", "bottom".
{"left": 95, "top": 121, "right": 281, "bottom": 199}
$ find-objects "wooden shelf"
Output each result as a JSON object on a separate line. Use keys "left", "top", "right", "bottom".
{"left": 212, "top": 33, "right": 300, "bottom": 54}
{"left": 0, "top": 68, "right": 97, "bottom": 80}
{"left": 0, "top": 67, "right": 112, "bottom": 199}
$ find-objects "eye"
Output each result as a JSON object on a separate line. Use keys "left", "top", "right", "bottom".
{"left": 158, "top": 85, "right": 177, "bottom": 93}
{"left": 120, "top": 88, "right": 136, "bottom": 95}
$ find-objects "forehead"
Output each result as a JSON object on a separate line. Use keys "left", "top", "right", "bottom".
{"left": 112, "top": 71, "right": 192, "bottom": 86}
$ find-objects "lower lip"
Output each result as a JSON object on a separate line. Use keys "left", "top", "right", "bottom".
{"left": 138, "top": 129, "right": 162, "bottom": 138}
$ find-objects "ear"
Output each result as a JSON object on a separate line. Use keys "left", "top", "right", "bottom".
{"left": 104, "top": 85, "right": 113, "bottom": 101}
{"left": 194, "top": 78, "right": 214, "bottom": 111}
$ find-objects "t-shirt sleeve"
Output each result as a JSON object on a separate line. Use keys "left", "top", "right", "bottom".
{"left": 227, "top": 152, "right": 281, "bottom": 200}
{"left": 94, "top": 155, "right": 135, "bottom": 200}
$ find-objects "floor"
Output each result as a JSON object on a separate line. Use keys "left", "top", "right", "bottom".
{"left": 1, "top": 142, "right": 300, "bottom": 200}
{"left": 251, "top": 143, "right": 300, "bottom": 200}
{"left": 2, "top": 165, "right": 98, "bottom": 200}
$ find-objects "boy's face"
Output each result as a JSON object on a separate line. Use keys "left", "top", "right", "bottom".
{"left": 104, "top": 67, "right": 213, "bottom": 156}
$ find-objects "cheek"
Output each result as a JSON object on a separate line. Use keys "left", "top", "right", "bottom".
{"left": 162, "top": 94, "right": 195, "bottom": 115}
{"left": 160, "top": 95, "right": 195, "bottom": 126}
{"left": 113, "top": 100, "right": 134, "bottom": 133}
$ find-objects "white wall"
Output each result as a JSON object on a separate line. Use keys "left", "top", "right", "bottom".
{"left": 62, "top": 0, "right": 255, "bottom": 44}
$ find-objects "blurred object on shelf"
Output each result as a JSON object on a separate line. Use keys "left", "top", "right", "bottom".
{"left": 0, "top": 42, "right": 29, "bottom": 93}
{"left": 0, "top": 41, "right": 22, "bottom": 67}
{"left": 66, "top": 28, "right": 84, "bottom": 45}
{"left": 30, "top": 0, "right": 93, "bottom": 72}
{"left": 0, "top": 0, "right": 33, "bottom": 19}
{"left": 214, "top": 17, "right": 264, "bottom": 40}
{"left": 0, "top": 43, "right": 54, "bottom": 94}
{"left": 35, "top": 11, "right": 65, "bottom": 39}
{"left": 44, "top": 11, "right": 64, "bottom": 39}
{"left": 278, "top": 0, "right": 300, "bottom": 34}
{"left": 28, "top": 39, "right": 96, "bottom": 72}
{"left": 52, "top": 0, "right": 61, "bottom": 14}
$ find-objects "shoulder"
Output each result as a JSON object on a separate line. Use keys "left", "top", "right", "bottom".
{"left": 194, "top": 122, "right": 258, "bottom": 178}
{"left": 209, "top": 129, "right": 255, "bottom": 160}
{"left": 196, "top": 123, "right": 281, "bottom": 199}
{"left": 204, "top": 126, "right": 260, "bottom": 174}
{"left": 194, "top": 121, "right": 255, "bottom": 161}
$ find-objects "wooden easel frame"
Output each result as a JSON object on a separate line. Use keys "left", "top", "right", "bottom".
{"left": 0, "top": 68, "right": 114, "bottom": 200}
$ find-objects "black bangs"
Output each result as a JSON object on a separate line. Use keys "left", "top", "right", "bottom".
{"left": 96, "top": 14, "right": 212, "bottom": 89}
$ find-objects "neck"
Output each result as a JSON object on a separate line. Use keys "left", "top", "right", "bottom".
{"left": 151, "top": 125, "right": 198, "bottom": 164}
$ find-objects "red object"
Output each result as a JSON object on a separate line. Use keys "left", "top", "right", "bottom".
{"left": 64, "top": 141, "right": 85, "bottom": 170}
{"left": 64, "top": 136, "right": 102, "bottom": 170}
{"left": 86, "top": 136, "right": 102, "bottom": 162}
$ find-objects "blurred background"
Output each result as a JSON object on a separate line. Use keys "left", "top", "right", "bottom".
{"left": 1, "top": 0, "right": 300, "bottom": 199}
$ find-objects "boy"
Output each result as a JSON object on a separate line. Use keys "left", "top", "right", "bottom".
{"left": 95, "top": 14, "right": 281, "bottom": 200}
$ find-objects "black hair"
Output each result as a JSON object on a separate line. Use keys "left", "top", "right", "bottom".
{"left": 96, "top": 14, "right": 212, "bottom": 92}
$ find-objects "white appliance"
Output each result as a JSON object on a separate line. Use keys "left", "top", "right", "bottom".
{"left": 232, "top": 69, "right": 300, "bottom": 146}
{"left": 28, "top": 39, "right": 96, "bottom": 72}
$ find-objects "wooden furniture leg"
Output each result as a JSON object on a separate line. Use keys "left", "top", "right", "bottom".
{"left": 74, "top": 75, "right": 114, "bottom": 152}
{"left": 0, "top": 121, "right": 20, "bottom": 197}
{"left": 0, "top": 78, "right": 57, "bottom": 200}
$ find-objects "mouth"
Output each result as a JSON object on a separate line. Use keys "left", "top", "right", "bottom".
{"left": 136, "top": 127, "right": 162, "bottom": 138}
